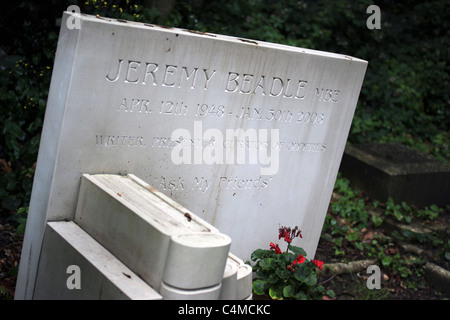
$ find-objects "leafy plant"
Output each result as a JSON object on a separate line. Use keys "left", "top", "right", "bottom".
{"left": 0, "top": 285, "right": 12, "bottom": 300}
{"left": 384, "top": 198, "right": 410, "bottom": 223}
{"left": 418, "top": 205, "right": 442, "bottom": 220}
{"left": 383, "top": 197, "right": 443, "bottom": 223}
{"left": 251, "top": 226, "right": 334, "bottom": 300}
{"left": 12, "top": 206, "right": 29, "bottom": 235}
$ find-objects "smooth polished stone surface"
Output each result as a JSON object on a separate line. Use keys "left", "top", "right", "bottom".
{"left": 228, "top": 252, "right": 253, "bottom": 300}
{"left": 74, "top": 173, "right": 229, "bottom": 292}
{"left": 160, "top": 281, "right": 222, "bottom": 300}
{"left": 219, "top": 258, "right": 239, "bottom": 300}
{"left": 34, "top": 221, "right": 162, "bottom": 300}
{"left": 163, "top": 232, "right": 231, "bottom": 289}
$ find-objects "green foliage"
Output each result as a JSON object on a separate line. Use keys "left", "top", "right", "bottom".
{"left": 0, "top": 285, "right": 13, "bottom": 300}
{"left": 12, "top": 206, "right": 29, "bottom": 235}
{"left": 383, "top": 197, "right": 443, "bottom": 223}
{"left": 251, "top": 247, "right": 332, "bottom": 300}
{"left": 324, "top": 174, "right": 448, "bottom": 292}
{"left": 0, "top": 54, "right": 48, "bottom": 210}
{"left": 384, "top": 198, "right": 412, "bottom": 224}
{"left": 251, "top": 227, "right": 334, "bottom": 300}
{"left": 344, "top": 273, "right": 391, "bottom": 300}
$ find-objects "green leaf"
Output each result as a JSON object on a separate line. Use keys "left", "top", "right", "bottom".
{"left": 275, "top": 267, "right": 290, "bottom": 280}
{"left": 354, "top": 242, "right": 365, "bottom": 251}
{"left": 252, "top": 279, "right": 269, "bottom": 295}
{"left": 289, "top": 245, "right": 307, "bottom": 257}
{"left": 267, "top": 273, "right": 279, "bottom": 284}
{"left": 17, "top": 223, "right": 26, "bottom": 235}
{"left": 372, "top": 214, "right": 383, "bottom": 227}
{"left": 294, "top": 291, "right": 307, "bottom": 300}
{"left": 294, "top": 264, "right": 317, "bottom": 286}
{"left": 259, "top": 258, "right": 277, "bottom": 271}
{"left": 393, "top": 209, "right": 403, "bottom": 221}
{"left": 251, "top": 249, "right": 270, "bottom": 261}
{"left": 381, "top": 256, "right": 392, "bottom": 267}
{"left": 304, "top": 272, "right": 317, "bottom": 286}
{"left": 283, "top": 285, "right": 295, "bottom": 298}
{"left": 326, "top": 289, "right": 336, "bottom": 298}
{"left": 269, "top": 286, "right": 284, "bottom": 300}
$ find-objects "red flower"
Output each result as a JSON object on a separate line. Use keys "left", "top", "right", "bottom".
{"left": 293, "top": 254, "right": 305, "bottom": 265}
{"left": 312, "top": 259, "right": 324, "bottom": 270}
{"left": 278, "top": 226, "right": 302, "bottom": 243}
{"left": 269, "top": 242, "right": 282, "bottom": 254}
{"left": 284, "top": 234, "right": 292, "bottom": 243}
{"left": 278, "top": 227, "right": 286, "bottom": 239}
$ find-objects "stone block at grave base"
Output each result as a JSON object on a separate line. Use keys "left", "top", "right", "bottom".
{"left": 219, "top": 259, "right": 238, "bottom": 300}
{"left": 160, "top": 282, "right": 222, "bottom": 300}
{"left": 340, "top": 143, "right": 450, "bottom": 207}
{"left": 74, "top": 173, "right": 230, "bottom": 293}
{"left": 225, "top": 253, "right": 253, "bottom": 300}
{"left": 34, "top": 221, "right": 162, "bottom": 300}
{"left": 163, "top": 233, "right": 231, "bottom": 289}
{"left": 33, "top": 173, "right": 251, "bottom": 300}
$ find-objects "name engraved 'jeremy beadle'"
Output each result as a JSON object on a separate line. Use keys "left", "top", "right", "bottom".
{"left": 225, "top": 72, "right": 308, "bottom": 99}
{"left": 106, "top": 59, "right": 217, "bottom": 90}
{"left": 105, "top": 59, "right": 341, "bottom": 102}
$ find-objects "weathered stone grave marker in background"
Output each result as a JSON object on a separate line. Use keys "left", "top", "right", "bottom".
{"left": 16, "top": 12, "right": 367, "bottom": 299}
{"left": 340, "top": 143, "right": 450, "bottom": 207}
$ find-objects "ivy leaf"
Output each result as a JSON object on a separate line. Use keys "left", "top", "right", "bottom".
{"left": 381, "top": 256, "right": 392, "bottom": 267}
{"left": 371, "top": 214, "right": 383, "bottom": 227}
{"left": 445, "top": 251, "right": 450, "bottom": 261}
{"left": 393, "top": 209, "right": 404, "bottom": 221}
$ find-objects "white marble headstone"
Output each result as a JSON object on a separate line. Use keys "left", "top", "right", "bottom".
{"left": 16, "top": 12, "right": 367, "bottom": 299}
